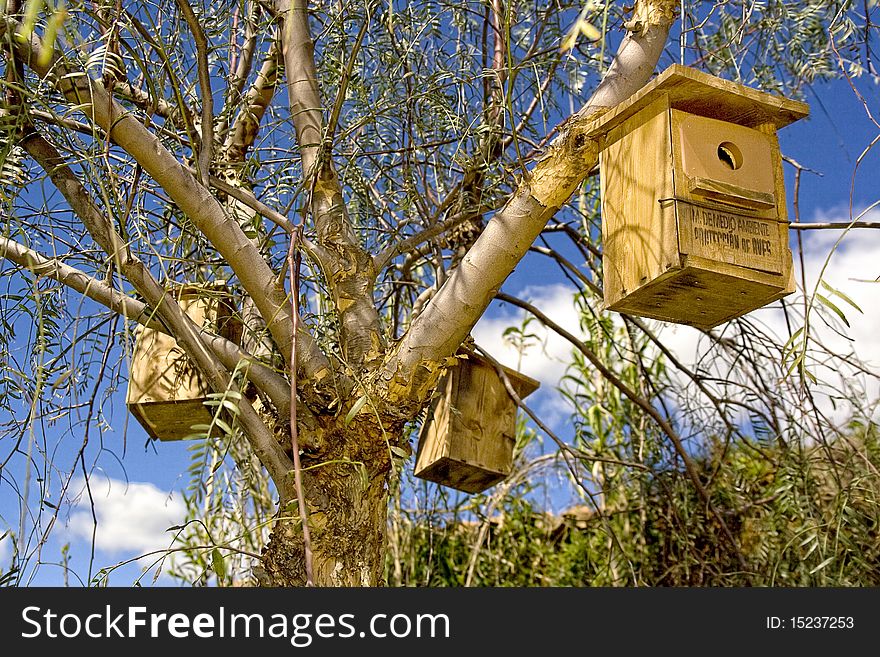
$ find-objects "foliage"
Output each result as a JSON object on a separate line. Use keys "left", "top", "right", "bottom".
{"left": 0, "top": 0, "right": 876, "bottom": 585}
{"left": 390, "top": 374, "right": 880, "bottom": 586}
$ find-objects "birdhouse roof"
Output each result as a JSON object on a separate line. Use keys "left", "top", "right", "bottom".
{"left": 464, "top": 352, "right": 541, "bottom": 399}
{"left": 582, "top": 64, "right": 810, "bottom": 141}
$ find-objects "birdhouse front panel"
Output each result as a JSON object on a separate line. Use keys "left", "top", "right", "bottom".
{"left": 672, "top": 110, "right": 787, "bottom": 277}
{"left": 127, "top": 287, "right": 236, "bottom": 441}
{"left": 414, "top": 355, "right": 539, "bottom": 494}
{"left": 586, "top": 65, "right": 809, "bottom": 329}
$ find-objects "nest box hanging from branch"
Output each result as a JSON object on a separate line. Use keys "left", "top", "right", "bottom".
{"left": 414, "top": 352, "right": 540, "bottom": 494}
{"left": 584, "top": 64, "right": 809, "bottom": 329}
{"left": 126, "top": 283, "right": 239, "bottom": 442}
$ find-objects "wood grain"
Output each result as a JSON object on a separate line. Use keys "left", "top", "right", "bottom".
{"left": 414, "top": 354, "right": 539, "bottom": 493}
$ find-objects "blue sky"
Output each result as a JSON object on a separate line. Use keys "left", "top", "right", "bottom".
{"left": 1, "top": 67, "right": 879, "bottom": 586}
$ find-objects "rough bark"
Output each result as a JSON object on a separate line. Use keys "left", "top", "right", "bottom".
{"left": 258, "top": 421, "right": 397, "bottom": 587}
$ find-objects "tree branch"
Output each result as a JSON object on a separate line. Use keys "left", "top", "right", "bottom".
{"left": 0, "top": 234, "right": 160, "bottom": 329}
{"left": 382, "top": 0, "right": 679, "bottom": 406}
{"left": 0, "top": 17, "right": 303, "bottom": 369}
{"left": 372, "top": 204, "right": 498, "bottom": 273}
{"left": 222, "top": 40, "right": 280, "bottom": 163}
{"left": 0, "top": 234, "right": 293, "bottom": 416}
{"left": 275, "top": 0, "right": 384, "bottom": 368}
{"left": 21, "top": 128, "right": 298, "bottom": 499}
{"left": 789, "top": 221, "right": 880, "bottom": 230}
{"left": 111, "top": 79, "right": 192, "bottom": 131}
{"left": 174, "top": 0, "right": 214, "bottom": 186}
{"left": 274, "top": 0, "right": 323, "bottom": 175}
{"left": 218, "top": 1, "right": 258, "bottom": 139}
{"left": 495, "top": 291, "right": 751, "bottom": 575}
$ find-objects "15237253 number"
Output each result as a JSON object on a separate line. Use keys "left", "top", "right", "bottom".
{"left": 766, "top": 616, "right": 854, "bottom": 630}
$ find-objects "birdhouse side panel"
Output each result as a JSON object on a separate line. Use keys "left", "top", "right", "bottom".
{"left": 413, "top": 376, "right": 455, "bottom": 477}
{"left": 126, "top": 289, "right": 233, "bottom": 441}
{"left": 756, "top": 118, "right": 797, "bottom": 297}
{"left": 444, "top": 361, "right": 516, "bottom": 477}
{"left": 126, "top": 327, "right": 210, "bottom": 405}
{"left": 601, "top": 95, "right": 678, "bottom": 311}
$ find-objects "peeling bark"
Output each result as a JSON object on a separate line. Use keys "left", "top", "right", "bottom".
{"left": 258, "top": 422, "right": 395, "bottom": 587}
{"left": 276, "top": 0, "right": 384, "bottom": 370}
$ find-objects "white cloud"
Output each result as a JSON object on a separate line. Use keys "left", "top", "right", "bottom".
{"left": 66, "top": 477, "right": 186, "bottom": 556}
{"left": 473, "top": 283, "right": 595, "bottom": 435}
{"left": 652, "top": 213, "right": 880, "bottom": 426}
{"left": 797, "top": 219, "right": 880, "bottom": 368}
{"left": 473, "top": 283, "right": 586, "bottom": 389}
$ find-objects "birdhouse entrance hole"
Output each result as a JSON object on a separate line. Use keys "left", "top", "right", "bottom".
{"left": 717, "top": 141, "right": 743, "bottom": 170}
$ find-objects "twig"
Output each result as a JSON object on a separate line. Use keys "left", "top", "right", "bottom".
{"left": 789, "top": 221, "right": 880, "bottom": 230}
{"left": 175, "top": 0, "right": 214, "bottom": 186}
{"left": 288, "top": 228, "right": 314, "bottom": 586}
{"left": 495, "top": 291, "right": 753, "bottom": 577}
{"left": 325, "top": 10, "right": 370, "bottom": 146}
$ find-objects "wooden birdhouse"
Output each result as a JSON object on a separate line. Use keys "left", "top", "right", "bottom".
{"left": 126, "top": 284, "right": 238, "bottom": 441}
{"left": 584, "top": 64, "right": 809, "bottom": 329}
{"left": 414, "top": 353, "right": 539, "bottom": 494}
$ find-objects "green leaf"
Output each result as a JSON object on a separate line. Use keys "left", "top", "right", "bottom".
{"left": 20, "top": 0, "right": 43, "bottom": 39}
{"left": 820, "top": 280, "right": 863, "bottom": 314}
{"left": 579, "top": 20, "right": 601, "bottom": 41}
{"left": 809, "top": 555, "right": 835, "bottom": 575}
{"left": 389, "top": 445, "right": 409, "bottom": 459}
{"left": 781, "top": 326, "right": 804, "bottom": 356}
{"left": 212, "top": 548, "right": 226, "bottom": 581}
{"left": 213, "top": 418, "right": 233, "bottom": 435}
{"left": 344, "top": 395, "right": 367, "bottom": 427}
{"left": 816, "top": 293, "right": 850, "bottom": 327}
{"left": 37, "top": 4, "right": 67, "bottom": 68}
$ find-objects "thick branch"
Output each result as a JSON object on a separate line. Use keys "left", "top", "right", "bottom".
{"left": 275, "top": 0, "right": 323, "bottom": 175}
{"left": 223, "top": 40, "right": 280, "bottom": 163}
{"left": 21, "top": 129, "right": 298, "bottom": 499}
{"left": 275, "top": 0, "right": 384, "bottom": 368}
{"left": 1, "top": 19, "right": 303, "bottom": 369}
{"left": 0, "top": 235, "right": 160, "bottom": 329}
{"left": 381, "top": 0, "right": 678, "bottom": 405}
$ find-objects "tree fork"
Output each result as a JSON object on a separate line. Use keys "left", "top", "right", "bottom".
{"left": 381, "top": 0, "right": 678, "bottom": 405}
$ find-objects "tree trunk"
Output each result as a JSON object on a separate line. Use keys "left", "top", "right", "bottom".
{"left": 257, "top": 421, "right": 397, "bottom": 586}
